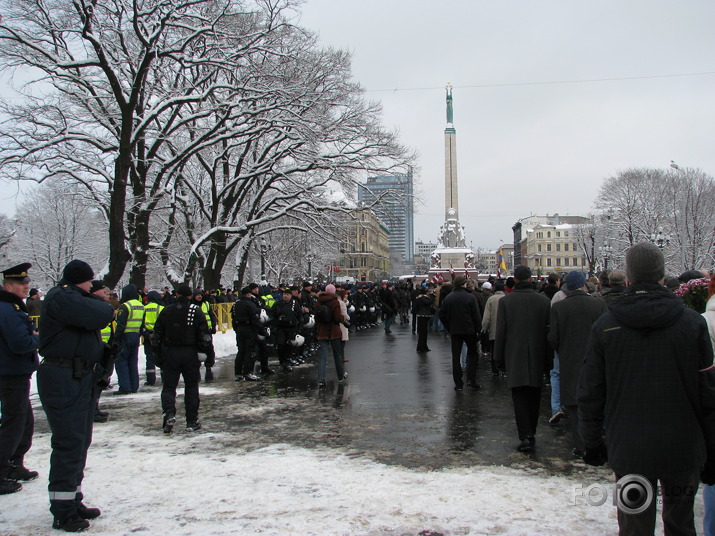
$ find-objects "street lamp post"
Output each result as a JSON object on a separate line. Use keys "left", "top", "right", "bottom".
{"left": 650, "top": 226, "right": 670, "bottom": 250}
{"left": 259, "top": 236, "right": 270, "bottom": 280}
{"left": 669, "top": 161, "right": 688, "bottom": 270}
{"left": 599, "top": 241, "right": 613, "bottom": 270}
{"left": 306, "top": 253, "right": 314, "bottom": 280}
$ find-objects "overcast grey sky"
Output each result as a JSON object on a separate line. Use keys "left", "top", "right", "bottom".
{"left": 1, "top": 1, "right": 713, "bottom": 255}
{"left": 299, "top": 0, "right": 715, "bottom": 251}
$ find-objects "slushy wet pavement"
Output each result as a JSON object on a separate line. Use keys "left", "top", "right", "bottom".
{"left": 206, "top": 320, "right": 577, "bottom": 475}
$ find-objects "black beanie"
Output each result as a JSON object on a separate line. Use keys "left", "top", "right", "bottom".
{"left": 90, "top": 280, "right": 107, "bottom": 294}
{"left": 626, "top": 242, "right": 665, "bottom": 284}
{"left": 63, "top": 260, "right": 94, "bottom": 285}
{"left": 177, "top": 284, "right": 192, "bottom": 296}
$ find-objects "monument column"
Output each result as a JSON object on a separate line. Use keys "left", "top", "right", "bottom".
{"left": 444, "top": 83, "right": 458, "bottom": 222}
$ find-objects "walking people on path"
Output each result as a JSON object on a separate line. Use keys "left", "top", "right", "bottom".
{"left": 494, "top": 265, "right": 551, "bottom": 453}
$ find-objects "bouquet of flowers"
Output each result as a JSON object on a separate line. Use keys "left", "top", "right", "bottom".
{"left": 674, "top": 278, "right": 710, "bottom": 313}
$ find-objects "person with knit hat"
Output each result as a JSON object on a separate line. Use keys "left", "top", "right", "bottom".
{"left": 579, "top": 242, "right": 715, "bottom": 534}
{"left": 494, "top": 265, "right": 551, "bottom": 453}
{"left": 36, "top": 260, "right": 115, "bottom": 531}
{"left": 548, "top": 271, "right": 608, "bottom": 459}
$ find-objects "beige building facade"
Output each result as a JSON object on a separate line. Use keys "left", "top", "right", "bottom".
{"left": 337, "top": 208, "right": 390, "bottom": 282}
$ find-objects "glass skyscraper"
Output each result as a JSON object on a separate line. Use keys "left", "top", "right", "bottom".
{"left": 357, "top": 171, "right": 414, "bottom": 264}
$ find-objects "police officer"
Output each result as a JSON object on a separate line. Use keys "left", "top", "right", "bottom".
{"left": 0, "top": 263, "right": 39, "bottom": 495}
{"left": 192, "top": 290, "right": 216, "bottom": 382}
{"left": 113, "top": 284, "right": 144, "bottom": 394}
{"left": 142, "top": 291, "right": 164, "bottom": 386}
{"left": 271, "top": 288, "right": 303, "bottom": 373}
{"left": 37, "top": 260, "right": 114, "bottom": 532}
{"left": 231, "top": 286, "right": 263, "bottom": 381}
{"left": 90, "top": 280, "right": 116, "bottom": 423}
{"left": 151, "top": 284, "right": 212, "bottom": 433}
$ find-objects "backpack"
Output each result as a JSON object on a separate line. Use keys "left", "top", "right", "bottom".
{"left": 315, "top": 303, "right": 333, "bottom": 324}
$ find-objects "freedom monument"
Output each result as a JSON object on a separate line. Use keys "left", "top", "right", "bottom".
{"left": 430, "top": 84, "right": 476, "bottom": 278}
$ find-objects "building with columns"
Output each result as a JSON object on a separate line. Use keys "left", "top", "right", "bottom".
{"left": 336, "top": 206, "right": 390, "bottom": 282}
{"left": 513, "top": 214, "right": 592, "bottom": 276}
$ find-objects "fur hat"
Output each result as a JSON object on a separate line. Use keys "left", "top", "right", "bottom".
{"left": 481, "top": 281, "right": 492, "bottom": 290}
{"left": 564, "top": 271, "right": 587, "bottom": 291}
{"left": 626, "top": 242, "right": 665, "bottom": 284}
{"left": 62, "top": 260, "right": 94, "bottom": 285}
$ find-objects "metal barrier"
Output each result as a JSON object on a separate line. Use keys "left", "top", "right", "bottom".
{"left": 211, "top": 303, "right": 233, "bottom": 333}
{"left": 30, "top": 306, "right": 236, "bottom": 334}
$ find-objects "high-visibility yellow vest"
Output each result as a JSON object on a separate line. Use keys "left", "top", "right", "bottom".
{"left": 262, "top": 294, "right": 276, "bottom": 308}
{"left": 122, "top": 299, "right": 145, "bottom": 334}
{"left": 200, "top": 301, "right": 213, "bottom": 330}
{"left": 100, "top": 323, "right": 113, "bottom": 343}
{"left": 143, "top": 302, "right": 163, "bottom": 331}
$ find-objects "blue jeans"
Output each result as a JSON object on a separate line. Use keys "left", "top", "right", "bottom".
{"left": 431, "top": 308, "right": 443, "bottom": 331}
{"left": 384, "top": 314, "right": 396, "bottom": 332}
{"left": 550, "top": 353, "right": 561, "bottom": 415}
{"left": 705, "top": 485, "right": 715, "bottom": 536}
{"left": 318, "top": 339, "right": 344, "bottom": 382}
{"left": 116, "top": 332, "right": 140, "bottom": 393}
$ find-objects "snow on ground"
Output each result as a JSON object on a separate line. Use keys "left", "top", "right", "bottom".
{"left": 2, "top": 333, "right": 700, "bottom": 535}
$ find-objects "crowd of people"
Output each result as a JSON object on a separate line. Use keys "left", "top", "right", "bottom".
{"left": 2, "top": 244, "right": 715, "bottom": 534}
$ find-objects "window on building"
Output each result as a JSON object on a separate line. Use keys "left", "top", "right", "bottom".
{"left": 573, "top": 243, "right": 578, "bottom": 251}
{"left": 546, "top": 258, "right": 552, "bottom": 267}
{"left": 556, "top": 257, "right": 561, "bottom": 266}
{"left": 538, "top": 244, "right": 542, "bottom": 252}
{"left": 547, "top": 231, "right": 551, "bottom": 238}
{"left": 574, "top": 257, "right": 578, "bottom": 266}
{"left": 361, "top": 258, "right": 366, "bottom": 267}
{"left": 556, "top": 231, "right": 560, "bottom": 238}
{"left": 556, "top": 243, "right": 561, "bottom": 251}
{"left": 546, "top": 243, "right": 552, "bottom": 252}
{"left": 565, "top": 258, "right": 570, "bottom": 266}
{"left": 564, "top": 243, "right": 569, "bottom": 252}
{"left": 361, "top": 242, "right": 366, "bottom": 252}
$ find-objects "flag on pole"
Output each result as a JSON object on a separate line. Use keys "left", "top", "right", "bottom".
{"left": 498, "top": 248, "right": 507, "bottom": 276}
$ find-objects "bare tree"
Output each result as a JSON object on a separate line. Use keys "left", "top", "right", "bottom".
{"left": 9, "top": 181, "right": 107, "bottom": 287}
{"left": 595, "top": 167, "right": 715, "bottom": 273}
{"left": 0, "top": 0, "right": 300, "bottom": 288}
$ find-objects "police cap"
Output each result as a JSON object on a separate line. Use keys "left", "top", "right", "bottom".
{"left": 2, "top": 263, "right": 31, "bottom": 283}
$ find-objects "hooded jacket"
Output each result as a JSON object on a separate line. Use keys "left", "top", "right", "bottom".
{"left": 578, "top": 283, "right": 715, "bottom": 479}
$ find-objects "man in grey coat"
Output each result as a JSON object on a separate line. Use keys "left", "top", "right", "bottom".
{"left": 548, "top": 270, "right": 608, "bottom": 458}
{"left": 494, "top": 265, "right": 551, "bottom": 452}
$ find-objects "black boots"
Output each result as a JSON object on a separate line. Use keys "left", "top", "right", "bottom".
{"left": 53, "top": 514, "right": 90, "bottom": 532}
{"left": 0, "top": 478, "right": 21, "bottom": 495}
{"left": 163, "top": 413, "right": 176, "bottom": 434}
{"left": 7, "top": 462, "right": 39, "bottom": 481}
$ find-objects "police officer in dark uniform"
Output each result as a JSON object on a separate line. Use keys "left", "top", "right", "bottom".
{"left": 0, "top": 263, "right": 40, "bottom": 495}
{"left": 231, "top": 286, "right": 263, "bottom": 381}
{"left": 37, "top": 260, "right": 115, "bottom": 532}
{"left": 151, "top": 284, "right": 212, "bottom": 434}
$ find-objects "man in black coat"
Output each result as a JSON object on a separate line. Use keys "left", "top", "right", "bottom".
{"left": 548, "top": 270, "right": 608, "bottom": 458}
{"left": 0, "top": 263, "right": 39, "bottom": 495}
{"left": 494, "top": 265, "right": 551, "bottom": 453}
{"left": 231, "top": 287, "right": 263, "bottom": 381}
{"left": 37, "top": 260, "right": 115, "bottom": 532}
{"left": 439, "top": 276, "right": 481, "bottom": 391}
{"left": 578, "top": 242, "right": 715, "bottom": 535}
{"left": 152, "top": 284, "right": 212, "bottom": 433}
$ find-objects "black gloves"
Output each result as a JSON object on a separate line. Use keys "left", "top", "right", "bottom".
{"left": 583, "top": 443, "right": 608, "bottom": 466}
{"left": 702, "top": 455, "right": 715, "bottom": 485}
